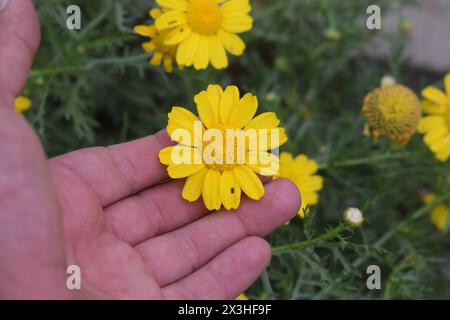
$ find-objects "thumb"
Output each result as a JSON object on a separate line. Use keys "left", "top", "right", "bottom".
{"left": 0, "top": 107, "right": 69, "bottom": 299}
{"left": 0, "top": 0, "right": 40, "bottom": 103}
{"left": 0, "top": 1, "right": 69, "bottom": 298}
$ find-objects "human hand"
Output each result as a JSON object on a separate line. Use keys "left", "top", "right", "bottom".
{"left": 0, "top": 0, "right": 301, "bottom": 299}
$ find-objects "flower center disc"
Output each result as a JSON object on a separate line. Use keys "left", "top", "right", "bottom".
{"left": 186, "top": 0, "right": 222, "bottom": 36}
{"left": 202, "top": 129, "right": 244, "bottom": 172}
{"left": 375, "top": 86, "right": 420, "bottom": 129}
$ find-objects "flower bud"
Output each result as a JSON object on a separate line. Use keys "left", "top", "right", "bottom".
{"left": 399, "top": 18, "right": 413, "bottom": 35}
{"left": 380, "top": 75, "right": 396, "bottom": 87}
{"left": 343, "top": 207, "right": 364, "bottom": 228}
{"left": 324, "top": 27, "right": 341, "bottom": 41}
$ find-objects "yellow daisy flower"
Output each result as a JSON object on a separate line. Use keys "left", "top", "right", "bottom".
{"left": 362, "top": 84, "right": 421, "bottom": 144}
{"left": 236, "top": 293, "right": 248, "bottom": 300}
{"left": 159, "top": 84, "right": 287, "bottom": 211}
{"left": 274, "top": 152, "right": 323, "bottom": 218}
{"left": 417, "top": 73, "right": 450, "bottom": 162}
{"left": 134, "top": 9, "right": 179, "bottom": 72}
{"left": 154, "top": 0, "right": 253, "bottom": 70}
{"left": 14, "top": 96, "right": 32, "bottom": 113}
{"left": 423, "top": 193, "right": 449, "bottom": 231}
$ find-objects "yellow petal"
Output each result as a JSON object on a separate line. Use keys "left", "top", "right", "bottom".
{"left": 422, "top": 193, "right": 436, "bottom": 204}
{"left": 156, "top": 0, "right": 188, "bottom": 11}
{"left": 435, "top": 141, "right": 450, "bottom": 161}
{"left": 217, "top": 29, "right": 245, "bottom": 56}
{"left": 280, "top": 152, "right": 294, "bottom": 165}
{"left": 300, "top": 175, "right": 324, "bottom": 191}
{"left": 221, "top": 15, "right": 253, "bottom": 33}
{"left": 209, "top": 35, "right": 228, "bottom": 69}
{"left": 163, "top": 56, "right": 173, "bottom": 73}
{"left": 167, "top": 107, "right": 202, "bottom": 146}
{"left": 445, "top": 73, "right": 450, "bottom": 96}
{"left": 202, "top": 169, "right": 222, "bottom": 210}
{"left": 430, "top": 134, "right": 450, "bottom": 152}
{"left": 233, "top": 165, "right": 264, "bottom": 200}
{"left": 246, "top": 151, "right": 280, "bottom": 176}
{"left": 422, "top": 99, "right": 446, "bottom": 115}
{"left": 159, "top": 146, "right": 175, "bottom": 165}
{"left": 150, "top": 51, "right": 163, "bottom": 65}
{"left": 155, "top": 11, "right": 186, "bottom": 31}
{"left": 244, "top": 112, "right": 280, "bottom": 130}
{"left": 182, "top": 167, "right": 208, "bottom": 202}
{"left": 222, "top": 0, "right": 251, "bottom": 16}
{"left": 149, "top": 8, "right": 162, "bottom": 19}
{"left": 206, "top": 84, "right": 223, "bottom": 108}
{"left": 298, "top": 202, "right": 307, "bottom": 219}
{"left": 134, "top": 25, "right": 156, "bottom": 37}
{"left": 424, "top": 126, "right": 447, "bottom": 146}
{"left": 220, "top": 170, "right": 241, "bottom": 210}
{"left": 247, "top": 127, "right": 287, "bottom": 151}
{"left": 142, "top": 41, "right": 157, "bottom": 52}
{"left": 168, "top": 163, "right": 205, "bottom": 178}
{"left": 229, "top": 93, "right": 258, "bottom": 129}
{"left": 220, "top": 85, "right": 240, "bottom": 126}
{"left": 294, "top": 155, "right": 319, "bottom": 175}
{"left": 302, "top": 191, "right": 319, "bottom": 206}
{"left": 195, "top": 90, "right": 219, "bottom": 128}
{"left": 160, "top": 144, "right": 200, "bottom": 166}
{"left": 193, "top": 35, "right": 210, "bottom": 70}
{"left": 165, "top": 25, "right": 192, "bottom": 45}
{"left": 417, "top": 116, "right": 446, "bottom": 133}
{"left": 236, "top": 293, "right": 249, "bottom": 300}
{"left": 176, "top": 32, "right": 200, "bottom": 67}
{"left": 431, "top": 205, "right": 449, "bottom": 231}
{"left": 422, "top": 86, "right": 450, "bottom": 107}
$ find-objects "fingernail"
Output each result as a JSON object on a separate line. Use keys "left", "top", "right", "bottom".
{"left": 0, "top": 0, "right": 10, "bottom": 12}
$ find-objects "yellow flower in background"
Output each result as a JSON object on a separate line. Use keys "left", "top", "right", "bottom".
{"left": 417, "top": 73, "right": 450, "bottom": 162}
{"left": 275, "top": 152, "right": 323, "bottom": 218}
{"left": 423, "top": 193, "right": 449, "bottom": 231}
{"left": 236, "top": 293, "right": 248, "bottom": 300}
{"left": 159, "top": 84, "right": 287, "bottom": 211}
{"left": 362, "top": 84, "right": 421, "bottom": 144}
{"left": 154, "top": 0, "right": 253, "bottom": 70}
{"left": 134, "top": 9, "right": 179, "bottom": 72}
{"left": 14, "top": 96, "right": 32, "bottom": 113}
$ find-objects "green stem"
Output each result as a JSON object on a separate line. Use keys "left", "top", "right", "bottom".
{"left": 374, "top": 190, "right": 450, "bottom": 248}
{"left": 29, "top": 53, "right": 152, "bottom": 78}
{"left": 272, "top": 224, "right": 347, "bottom": 254}
{"left": 318, "top": 152, "right": 409, "bottom": 170}
{"left": 313, "top": 190, "right": 450, "bottom": 299}
{"left": 348, "top": 190, "right": 450, "bottom": 271}
{"left": 261, "top": 270, "right": 275, "bottom": 300}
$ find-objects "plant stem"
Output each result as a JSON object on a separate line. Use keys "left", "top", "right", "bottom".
{"left": 311, "top": 191, "right": 450, "bottom": 298}
{"left": 29, "top": 53, "right": 152, "bottom": 78}
{"left": 261, "top": 270, "right": 275, "bottom": 300}
{"left": 374, "top": 190, "right": 450, "bottom": 248}
{"left": 272, "top": 224, "right": 347, "bottom": 254}
{"left": 349, "top": 190, "right": 450, "bottom": 270}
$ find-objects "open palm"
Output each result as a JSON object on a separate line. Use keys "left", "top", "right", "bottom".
{"left": 0, "top": 0, "right": 300, "bottom": 299}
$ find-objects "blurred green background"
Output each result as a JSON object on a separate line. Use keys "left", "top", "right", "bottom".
{"left": 25, "top": 0, "right": 450, "bottom": 299}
